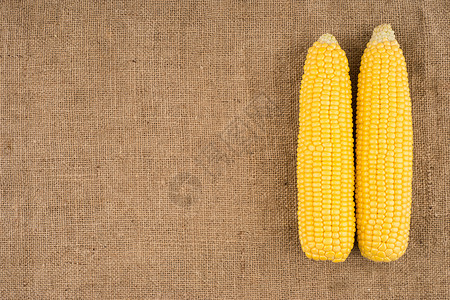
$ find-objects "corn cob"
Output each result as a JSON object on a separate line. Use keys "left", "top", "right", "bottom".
{"left": 297, "top": 34, "right": 355, "bottom": 262}
{"left": 355, "top": 24, "right": 413, "bottom": 262}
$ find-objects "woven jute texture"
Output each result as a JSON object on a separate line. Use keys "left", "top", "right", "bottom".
{"left": 1, "top": 1, "right": 449, "bottom": 299}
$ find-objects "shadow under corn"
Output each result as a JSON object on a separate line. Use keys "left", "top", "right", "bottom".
{"left": 341, "top": 33, "right": 370, "bottom": 260}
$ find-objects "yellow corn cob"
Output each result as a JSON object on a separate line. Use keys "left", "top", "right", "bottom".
{"left": 356, "top": 24, "right": 413, "bottom": 262}
{"left": 297, "top": 34, "right": 355, "bottom": 262}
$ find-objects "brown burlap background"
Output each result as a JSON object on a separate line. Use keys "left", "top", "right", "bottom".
{"left": 1, "top": 1, "right": 449, "bottom": 299}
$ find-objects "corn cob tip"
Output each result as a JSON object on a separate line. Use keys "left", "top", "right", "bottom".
{"left": 317, "top": 33, "right": 338, "bottom": 45}
{"left": 369, "top": 24, "right": 396, "bottom": 44}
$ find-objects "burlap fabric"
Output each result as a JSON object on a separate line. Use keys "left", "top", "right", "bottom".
{"left": 1, "top": 1, "right": 449, "bottom": 299}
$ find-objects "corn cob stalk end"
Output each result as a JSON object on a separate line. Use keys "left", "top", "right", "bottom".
{"left": 369, "top": 24, "right": 396, "bottom": 44}
{"left": 317, "top": 33, "right": 338, "bottom": 45}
